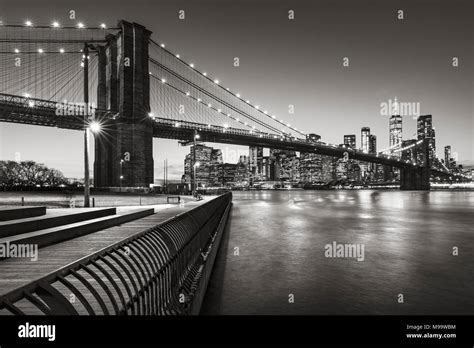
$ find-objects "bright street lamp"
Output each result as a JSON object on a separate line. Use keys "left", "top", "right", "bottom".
{"left": 89, "top": 121, "right": 101, "bottom": 133}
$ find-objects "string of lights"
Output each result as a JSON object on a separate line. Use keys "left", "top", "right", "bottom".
{"left": 149, "top": 57, "right": 285, "bottom": 136}
{"left": 149, "top": 72, "right": 285, "bottom": 138}
{"left": 149, "top": 38, "right": 306, "bottom": 138}
{"left": 0, "top": 20, "right": 118, "bottom": 30}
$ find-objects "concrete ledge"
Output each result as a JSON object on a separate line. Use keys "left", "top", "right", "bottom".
{"left": 0, "top": 208, "right": 154, "bottom": 252}
{"left": 0, "top": 206, "right": 46, "bottom": 222}
{"left": 0, "top": 208, "right": 117, "bottom": 238}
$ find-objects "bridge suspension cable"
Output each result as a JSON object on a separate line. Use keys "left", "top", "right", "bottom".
{"left": 148, "top": 38, "right": 306, "bottom": 138}
{"left": 149, "top": 57, "right": 285, "bottom": 136}
{"left": 0, "top": 23, "right": 106, "bottom": 106}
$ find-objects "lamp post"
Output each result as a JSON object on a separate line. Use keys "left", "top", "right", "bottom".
{"left": 83, "top": 43, "right": 91, "bottom": 207}
{"left": 120, "top": 159, "right": 124, "bottom": 192}
{"left": 192, "top": 130, "right": 200, "bottom": 196}
{"left": 194, "top": 161, "right": 200, "bottom": 195}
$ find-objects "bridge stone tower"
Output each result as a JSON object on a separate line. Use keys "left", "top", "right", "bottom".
{"left": 94, "top": 21, "right": 154, "bottom": 188}
{"left": 399, "top": 139, "right": 431, "bottom": 190}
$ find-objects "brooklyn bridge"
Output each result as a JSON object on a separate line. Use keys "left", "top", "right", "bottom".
{"left": 0, "top": 20, "right": 465, "bottom": 193}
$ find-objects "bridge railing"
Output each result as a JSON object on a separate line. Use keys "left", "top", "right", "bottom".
{"left": 153, "top": 116, "right": 303, "bottom": 141}
{"left": 0, "top": 193, "right": 232, "bottom": 315}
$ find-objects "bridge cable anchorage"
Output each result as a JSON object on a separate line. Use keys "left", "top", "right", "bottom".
{"left": 148, "top": 38, "right": 305, "bottom": 138}
{"left": 148, "top": 60, "right": 284, "bottom": 136}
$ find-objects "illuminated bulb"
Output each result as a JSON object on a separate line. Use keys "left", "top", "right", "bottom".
{"left": 89, "top": 121, "right": 101, "bottom": 133}
{"left": 14, "top": 48, "right": 20, "bottom": 53}
{"left": 227, "top": 113, "right": 231, "bottom": 117}
{"left": 207, "top": 103, "right": 212, "bottom": 107}
{"left": 28, "top": 101, "right": 35, "bottom": 107}
{"left": 226, "top": 88, "right": 229, "bottom": 91}
{"left": 223, "top": 124, "right": 228, "bottom": 128}
{"left": 161, "top": 78, "right": 166, "bottom": 83}
{"left": 189, "top": 63, "right": 194, "bottom": 68}
{"left": 175, "top": 122, "right": 180, "bottom": 127}
{"left": 186, "top": 92, "right": 190, "bottom": 96}
{"left": 217, "top": 109, "right": 221, "bottom": 112}
{"left": 236, "top": 93, "right": 240, "bottom": 98}
{"left": 197, "top": 98, "right": 201, "bottom": 102}
{"left": 100, "top": 23, "right": 107, "bottom": 29}
{"left": 176, "top": 54, "right": 180, "bottom": 58}
{"left": 38, "top": 48, "right": 44, "bottom": 53}
{"left": 160, "top": 43, "right": 165, "bottom": 48}
{"left": 255, "top": 105, "right": 259, "bottom": 109}
{"left": 203, "top": 72, "right": 207, "bottom": 76}
{"left": 52, "top": 21, "right": 60, "bottom": 28}
{"left": 264, "top": 111, "right": 268, "bottom": 114}
{"left": 148, "top": 112, "right": 154, "bottom": 117}
{"left": 59, "top": 48, "right": 65, "bottom": 53}
{"left": 77, "top": 22, "right": 84, "bottom": 28}
{"left": 25, "top": 20, "right": 32, "bottom": 27}
{"left": 271, "top": 115, "right": 276, "bottom": 119}
{"left": 214, "top": 79, "right": 219, "bottom": 84}
{"left": 246, "top": 100, "right": 250, "bottom": 103}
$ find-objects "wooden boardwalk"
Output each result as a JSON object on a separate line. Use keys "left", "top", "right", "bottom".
{"left": 0, "top": 199, "right": 207, "bottom": 297}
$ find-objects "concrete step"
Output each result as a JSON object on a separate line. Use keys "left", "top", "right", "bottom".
{"left": 0, "top": 206, "right": 46, "bottom": 222}
{"left": 0, "top": 208, "right": 117, "bottom": 238}
{"left": 0, "top": 208, "right": 154, "bottom": 255}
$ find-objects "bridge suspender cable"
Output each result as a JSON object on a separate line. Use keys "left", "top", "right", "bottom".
{"left": 149, "top": 57, "right": 284, "bottom": 136}
{"left": 149, "top": 38, "right": 306, "bottom": 138}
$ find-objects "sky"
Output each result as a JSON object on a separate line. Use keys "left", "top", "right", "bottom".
{"left": 0, "top": 0, "right": 472, "bottom": 180}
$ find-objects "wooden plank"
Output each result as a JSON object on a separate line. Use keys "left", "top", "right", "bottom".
{"left": 0, "top": 200, "right": 206, "bottom": 297}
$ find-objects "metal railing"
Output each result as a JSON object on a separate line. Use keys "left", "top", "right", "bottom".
{"left": 0, "top": 192, "right": 232, "bottom": 315}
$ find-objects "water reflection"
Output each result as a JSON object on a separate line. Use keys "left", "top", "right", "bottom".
{"left": 202, "top": 190, "right": 474, "bottom": 315}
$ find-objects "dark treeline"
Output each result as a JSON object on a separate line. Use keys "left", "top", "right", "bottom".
{"left": 0, "top": 160, "right": 69, "bottom": 189}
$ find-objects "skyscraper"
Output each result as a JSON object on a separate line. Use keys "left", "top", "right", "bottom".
{"left": 389, "top": 115, "right": 402, "bottom": 156}
{"left": 361, "top": 127, "right": 370, "bottom": 153}
{"left": 344, "top": 134, "right": 356, "bottom": 149}
{"left": 417, "top": 115, "right": 436, "bottom": 163}
{"left": 369, "top": 134, "right": 377, "bottom": 154}
{"left": 368, "top": 134, "right": 378, "bottom": 177}
{"left": 444, "top": 145, "right": 451, "bottom": 168}
{"left": 360, "top": 127, "right": 370, "bottom": 179}
{"left": 300, "top": 134, "right": 323, "bottom": 183}
{"left": 249, "top": 146, "right": 263, "bottom": 183}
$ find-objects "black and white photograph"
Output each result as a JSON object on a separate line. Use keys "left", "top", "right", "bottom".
{"left": 0, "top": 0, "right": 473, "bottom": 345}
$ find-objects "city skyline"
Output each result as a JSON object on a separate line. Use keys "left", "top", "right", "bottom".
{"left": 0, "top": 0, "right": 472, "bottom": 180}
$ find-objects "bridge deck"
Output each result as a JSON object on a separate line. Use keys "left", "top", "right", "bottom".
{"left": 0, "top": 199, "right": 209, "bottom": 298}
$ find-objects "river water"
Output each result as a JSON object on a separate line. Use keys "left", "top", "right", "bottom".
{"left": 201, "top": 190, "right": 474, "bottom": 315}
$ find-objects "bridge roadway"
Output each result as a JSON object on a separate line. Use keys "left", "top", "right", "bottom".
{"left": 0, "top": 93, "right": 417, "bottom": 169}
{"left": 0, "top": 199, "right": 209, "bottom": 302}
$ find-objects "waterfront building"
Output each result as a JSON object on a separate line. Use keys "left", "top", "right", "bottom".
{"left": 343, "top": 134, "right": 356, "bottom": 149}
{"left": 417, "top": 115, "right": 436, "bottom": 165}
{"left": 389, "top": 115, "right": 403, "bottom": 156}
